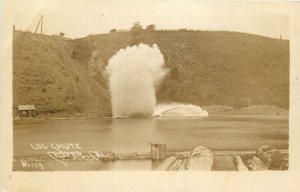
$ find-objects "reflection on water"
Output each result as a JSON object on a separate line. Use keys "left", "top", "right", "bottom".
{"left": 111, "top": 119, "right": 158, "bottom": 153}
{"left": 14, "top": 114, "right": 288, "bottom": 157}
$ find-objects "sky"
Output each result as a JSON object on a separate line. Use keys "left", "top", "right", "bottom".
{"left": 5, "top": 0, "right": 290, "bottom": 39}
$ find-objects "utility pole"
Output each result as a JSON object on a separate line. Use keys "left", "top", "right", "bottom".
{"left": 41, "top": 15, "right": 43, "bottom": 34}
{"left": 35, "top": 15, "right": 43, "bottom": 34}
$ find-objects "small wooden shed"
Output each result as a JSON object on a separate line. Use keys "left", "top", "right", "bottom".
{"left": 18, "top": 105, "right": 36, "bottom": 117}
{"left": 150, "top": 144, "right": 166, "bottom": 160}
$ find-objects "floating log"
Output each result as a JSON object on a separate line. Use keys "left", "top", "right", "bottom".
{"left": 234, "top": 156, "right": 249, "bottom": 171}
{"left": 168, "top": 159, "right": 183, "bottom": 171}
{"left": 154, "top": 156, "right": 177, "bottom": 170}
{"left": 178, "top": 159, "right": 188, "bottom": 171}
{"left": 186, "top": 146, "right": 214, "bottom": 170}
{"left": 169, "top": 151, "right": 191, "bottom": 159}
{"left": 13, "top": 145, "right": 289, "bottom": 171}
{"left": 255, "top": 145, "right": 288, "bottom": 170}
{"left": 247, "top": 156, "right": 268, "bottom": 171}
{"left": 117, "top": 152, "right": 150, "bottom": 160}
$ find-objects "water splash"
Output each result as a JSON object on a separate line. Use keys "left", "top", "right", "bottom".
{"left": 154, "top": 103, "right": 209, "bottom": 117}
{"left": 106, "top": 43, "right": 168, "bottom": 118}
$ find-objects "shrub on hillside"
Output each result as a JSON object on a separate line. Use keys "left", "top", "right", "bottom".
{"left": 146, "top": 24, "right": 156, "bottom": 32}
{"left": 131, "top": 22, "right": 143, "bottom": 36}
{"left": 234, "top": 97, "right": 252, "bottom": 109}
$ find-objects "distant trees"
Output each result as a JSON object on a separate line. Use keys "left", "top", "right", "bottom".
{"left": 110, "top": 28, "right": 116, "bottom": 33}
{"left": 130, "top": 22, "right": 143, "bottom": 45}
{"left": 146, "top": 24, "right": 156, "bottom": 32}
{"left": 130, "top": 22, "right": 156, "bottom": 35}
{"left": 129, "top": 22, "right": 156, "bottom": 45}
{"left": 131, "top": 22, "right": 143, "bottom": 35}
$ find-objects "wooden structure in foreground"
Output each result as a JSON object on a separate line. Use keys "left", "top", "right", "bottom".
{"left": 150, "top": 143, "right": 166, "bottom": 160}
{"left": 13, "top": 144, "right": 288, "bottom": 171}
{"left": 115, "top": 148, "right": 288, "bottom": 171}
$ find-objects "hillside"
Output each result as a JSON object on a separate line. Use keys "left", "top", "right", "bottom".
{"left": 13, "top": 31, "right": 111, "bottom": 117}
{"left": 13, "top": 30, "right": 289, "bottom": 117}
{"left": 70, "top": 31, "right": 289, "bottom": 107}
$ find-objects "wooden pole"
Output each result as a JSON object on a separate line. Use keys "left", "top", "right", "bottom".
{"left": 150, "top": 144, "right": 166, "bottom": 160}
{"left": 41, "top": 15, "right": 43, "bottom": 34}
{"left": 35, "top": 16, "right": 42, "bottom": 34}
{"left": 34, "top": 15, "right": 43, "bottom": 34}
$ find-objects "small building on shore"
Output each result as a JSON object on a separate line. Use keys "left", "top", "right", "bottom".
{"left": 18, "top": 105, "right": 36, "bottom": 117}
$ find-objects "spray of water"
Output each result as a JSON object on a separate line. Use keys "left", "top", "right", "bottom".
{"left": 106, "top": 43, "right": 168, "bottom": 118}
{"left": 106, "top": 43, "right": 209, "bottom": 118}
{"left": 154, "top": 103, "right": 209, "bottom": 117}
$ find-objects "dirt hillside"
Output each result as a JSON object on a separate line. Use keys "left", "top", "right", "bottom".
{"left": 71, "top": 31, "right": 289, "bottom": 108}
{"left": 13, "top": 30, "right": 289, "bottom": 117}
{"left": 13, "top": 31, "right": 110, "bottom": 117}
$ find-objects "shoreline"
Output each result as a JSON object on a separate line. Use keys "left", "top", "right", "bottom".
{"left": 13, "top": 112, "right": 289, "bottom": 121}
{"left": 13, "top": 104, "right": 289, "bottom": 121}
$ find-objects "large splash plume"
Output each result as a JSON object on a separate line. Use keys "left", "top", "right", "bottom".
{"left": 106, "top": 43, "right": 168, "bottom": 118}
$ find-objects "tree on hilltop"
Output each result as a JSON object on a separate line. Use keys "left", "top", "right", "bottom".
{"left": 131, "top": 22, "right": 143, "bottom": 35}
{"left": 146, "top": 24, "right": 156, "bottom": 32}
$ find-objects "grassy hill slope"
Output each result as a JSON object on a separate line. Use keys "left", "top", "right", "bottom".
{"left": 13, "top": 31, "right": 110, "bottom": 117}
{"left": 71, "top": 31, "right": 289, "bottom": 108}
{"left": 13, "top": 30, "right": 289, "bottom": 117}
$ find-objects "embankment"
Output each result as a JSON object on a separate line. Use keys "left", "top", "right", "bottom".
{"left": 13, "top": 30, "right": 289, "bottom": 117}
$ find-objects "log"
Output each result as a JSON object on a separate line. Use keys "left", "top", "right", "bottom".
{"left": 247, "top": 156, "right": 268, "bottom": 171}
{"left": 154, "top": 156, "right": 177, "bottom": 170}
{"left": 168, "top": 159, "right": 183, "bottom": 171}
{"left": 255, "top": 145, "right": 288, "bottom": 170}
{"left": 178, "top": 159, "right": 188, "bottom": 171}
{"left": 186, "top": 146, "right": 214, "bottom": 170}
{"left": 234, "top": 156, "right": 249, "bottom": 171}
{"left": 117, "top": 152, "right": 150, "bottom": 160}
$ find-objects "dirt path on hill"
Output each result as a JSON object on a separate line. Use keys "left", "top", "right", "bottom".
{"left": 64, "top": 57, "right": 111, "bottom": 117}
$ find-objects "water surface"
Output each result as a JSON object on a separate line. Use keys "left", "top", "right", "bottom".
{"left": 14, "top": 114, "right": 289, "bottom": 157}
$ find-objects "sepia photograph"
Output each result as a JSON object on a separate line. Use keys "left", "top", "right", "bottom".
{"left": 10, "top": 1, "right": 290, "bottom": 172}
{"left": 1, "top": 1, "right": 300, "bottom": 191}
